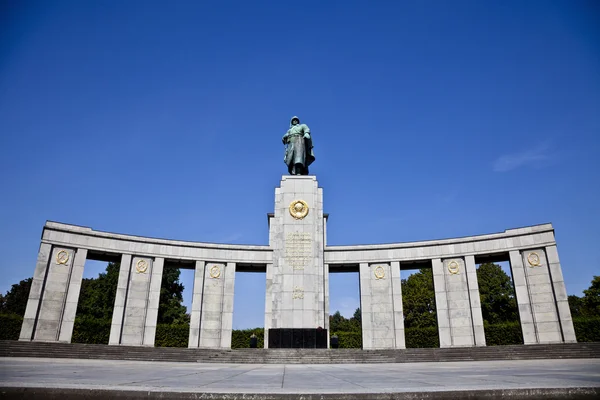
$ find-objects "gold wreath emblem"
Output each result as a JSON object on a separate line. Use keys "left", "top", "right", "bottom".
{"left": 136, "top": 259, "right": 148, "bottom": 274}
{"left": 527, "top": 252, "right": 541, "bottom": 267}
{"left": 448, "top": 260, "right": 460, "bottom": 275}
{"left": 289, "top": 199, "right": 309, "bottom": 220}
{"left": 56, "top": 250, "right": 69, "bottom": 265}
{"left": 374, "top": 266, "right": 385, "bottom": 279}
{"left": 209, "top": 265, "right": 221, "bottom": 279}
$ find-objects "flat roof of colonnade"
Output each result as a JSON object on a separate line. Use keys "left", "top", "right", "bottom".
{"left": 42, "top": 221, "right": 556, "bottom": 265}
{"left": 325, "top": 223, "right": 556, "bottom": 264}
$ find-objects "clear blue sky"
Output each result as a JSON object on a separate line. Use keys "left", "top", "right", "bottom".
{"left": 1, "top": 1, "right": 599, "bottom": 329}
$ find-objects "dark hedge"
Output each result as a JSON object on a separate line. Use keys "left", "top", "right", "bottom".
{"left": 573, "top": 317, "right": 600, "bottom": 342}
{"left": 405, "top": 326, "right": 440, "bottom": 348}
{"left": 483, "top": 321, "right": 523, "bottom": 346}
{"left": 4, "top": 315, "right": 599, "bottom": 346}
{"left": 332, "top": 331, "right": 362, "bottom": 348}
{"left": 231, "top": 328, "right": 264, "bottom": 348}
{"left": 72, "top": 317, "right": 111, "bottom": 344}
{"left": 155, "top": 323, "right": 189, "bottom": 347}
{"left": 0, "top": 313, "right": 23, "bottom": 340}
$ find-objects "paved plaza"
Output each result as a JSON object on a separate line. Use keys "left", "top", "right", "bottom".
{"left": 1, "top": 357, "right": 599, "bottom": 397}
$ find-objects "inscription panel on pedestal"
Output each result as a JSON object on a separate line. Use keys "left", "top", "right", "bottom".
{"left": 285, "top": 232, "right": 312, "bottom": 270}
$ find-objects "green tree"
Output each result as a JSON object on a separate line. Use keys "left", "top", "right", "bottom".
{"left": 329, "top": 309, "right": 361, "bottom": 333}
{"left": 75, "top": 264, "right": 189, "bottom": 324}
{"left": 352, "top": 307, "right": 361, "bottom": 325}
{"left": 329, "top": 311, "right": 349, "bottom": 332}
{"left": 582, "top": 276, "right": 600, "bottom": 316}
{"left": 0, "top": 277, "right": 32, "bottom": 317}
{"left": 157, "top": 268, "right": 188, "bottom": 324}
{"left": 329, "top": 311, "right": 343, "bottom": 331}
{"left": 476, "top": 263, "right": 518, "bottom": 324}
{"left": 568, "top": 294, "right": 585, "bottom": 318}
{"left": 76, "top": 263, "right": 120, "bottom": 320}
{"left": 568, "top": 276, "right": 600, "bottom": 318}
{"left": 401, "top": 269, "right": 437, "bottom": 328}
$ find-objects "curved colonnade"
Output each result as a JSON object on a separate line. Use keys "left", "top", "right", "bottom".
{"left": 20, "top": 220, "right": 576, "bottom": 349}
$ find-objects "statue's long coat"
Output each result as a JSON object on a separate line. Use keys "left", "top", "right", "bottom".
{"left": 283, "top": 116, "right": 315, "bottom": 174}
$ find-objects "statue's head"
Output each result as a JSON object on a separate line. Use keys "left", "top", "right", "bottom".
{"left": 290, "top": 116, "right": 300, "bottom": 126}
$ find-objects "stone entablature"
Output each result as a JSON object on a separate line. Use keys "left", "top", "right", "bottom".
{"left": 324, "top": 224, "right": 556, "bottom": 264}
{"left": 38, "top": 222, "right": 557, "bottom": 273}
{"left": 40, "top": 221, "right": 556, "bottom": 265}
{"left": 42, "top": 221, "right": 272, "bottom": 264}
{"left": 20, "top": 178, "right": 576, "bottom": 350}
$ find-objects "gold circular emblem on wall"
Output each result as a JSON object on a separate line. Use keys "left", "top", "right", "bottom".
{"left": 527, "top": 252, "right": 541, "bottom": 267}
{"left": 210, "top": 265, "right": 221, "bottom": 279}
{"left": 56, "top": 250, "right": 69, "bottom": 265}
{"left": 136, "top": 259, "right": 148, "bottom": 274}
{"left": 448, "top": 260, "right": 460, "bottom": 275}
{"left": 289, "top": 200, "right": 309, "bottom": 220}
{"left": 374, "top": 266, "right": 385, "bottom": 280}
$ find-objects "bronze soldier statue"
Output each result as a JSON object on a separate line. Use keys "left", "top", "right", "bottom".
{"left": 282, "top": 116, "right": 315, "bottom": 175}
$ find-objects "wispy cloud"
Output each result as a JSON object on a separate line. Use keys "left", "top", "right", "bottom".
{"left": 493, "top": 142, "right": 552, "bottom": 172}
{"left": 441, "top": 189, "right": 458, "bottom": 203}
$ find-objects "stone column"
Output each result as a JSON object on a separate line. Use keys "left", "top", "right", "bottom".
{"left": 58, "top": 248, "right": 88, "bottom": 342}
{"left": 108, "top": 255, "right": 163, "bottom": 346}
{"left": 519, "top": 249, "right": 563, "bottom": 343}
{"left": 143, "top": 257, "right": 164, "bottom": 346}
{"left": 34, "top": 246, "right": 76, "bottom": 341}
{"left": 323, "top": 215, "right": 330, "bottom": 349}
{"left": 221, "top": 262, "right": 236, "bottom": 348}
{"left": 509, "top": 250, "right": 537, "bottom": 344}
{"left": 433, "top": 257, "right": 476, "bottom": 347}
{"left": 324, "top": 263, "right": 330, "bottom": 348}
{"left": 109, "top": 254, "right": 132, "bottom": 345}
{"left": 20, "top": 243, "right": 52, "bottom": 341}
{"left": 359, "top": 262, "right": 402, "bottom": 349}
{"left": 263, "top": 263, "right": 273, "bottom": 348}
{"left": 465, "top": 255, "right": 486, "bottom": 346}
{"left": 20, "top": 246, "right": 88, "bottom": 342}
{"left": 432, "top": 258, "right": 450, "bottom": 347}
{"left": 359, "top": 262, "right": 373, "bottom": 349}
{"left": 391, "top": 261, "right": 406, "bottom": 349}
{"left": 196, "top": 262, "right": 236, "bottom": 348}
{"left": 188, "top": 261, "right": 206, "bottom": 348}
{"left": 545, "top": 245, "right": 577, "bottom": 343}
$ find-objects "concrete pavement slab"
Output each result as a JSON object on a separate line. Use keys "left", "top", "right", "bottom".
{"left": 1, "top": 357, "right": 599, "bottom": 398}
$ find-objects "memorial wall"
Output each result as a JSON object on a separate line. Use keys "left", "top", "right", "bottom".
{"left": 20, "top": 176, "right": 576, "bottom": 349}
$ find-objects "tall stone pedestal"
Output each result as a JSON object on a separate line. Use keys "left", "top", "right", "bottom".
{"left": 265, "top": 176, "right": 327, "bottom": 347}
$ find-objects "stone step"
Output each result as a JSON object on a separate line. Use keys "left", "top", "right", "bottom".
{"left": 2, "top": 340, "right": 599, "bottom": 364}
